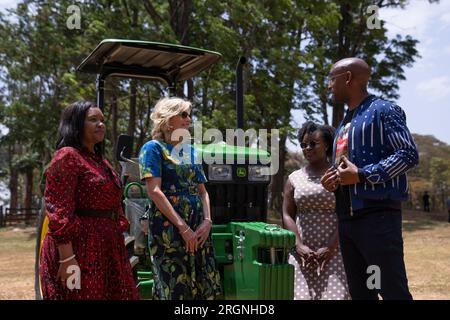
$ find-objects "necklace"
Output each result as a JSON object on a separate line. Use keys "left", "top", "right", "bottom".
{"left": 304, "top": 163, "right": 329, "bottom": 178}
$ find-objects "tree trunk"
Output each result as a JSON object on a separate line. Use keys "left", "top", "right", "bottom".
{"left": 8, "top": 145, "right": 18, "bottom": 214}
{"left": 136, "top": 105, "right": 146, "bottom": 156}
{"left": 127, "top": 80, "right": 137, "bottom": 139}
{"left": 187, "top": 79, "right": 194, "bottom": 101}
{"left": 332, "top": 1, "right": 352, "bottom": 126}
{"left": 126, "top": 3, "right": 138, "bottom": 140}
{"left": 320, "top": 91, "right": 329, "bottom": 125}
{"left": 167, "top": 0, "right": 193, "bottom": 97}
{"left": 24, "top": 166, "right": 33, "bottom": 222}
{"left": 332, "top": 102, "right": 345, "bottom": 128}
{"left": 9, "top": 167, "right": 18, "bottom": 214}
{"left": 112, "top": 92, "right": 118, "bottom": 148}
{"left": 137, "top": 88, "right": 152, "bottom": 154}
{"left": 202, "top": 76, "right": 209, "bottom": 116}
{"left": 269, "top": 135, "right": 287, "bottom": 218}
{"left": 169, "top": 0, "right": 193, "bottom": 45}
{"left": 111, "top": 92, "right": 119, "bottom": 169}
{"left": 337, "top": 2, "right": 351, "bottom": 59}
{"left": 142, "top": 0, "right": 163, "bottom": 27}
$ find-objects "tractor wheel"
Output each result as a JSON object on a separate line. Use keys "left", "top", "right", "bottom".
{"left": 125, "top": 235, "right": 140, "bottom": 272}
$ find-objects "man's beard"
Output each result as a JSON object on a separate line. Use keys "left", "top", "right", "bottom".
{"left": 332, "top": 95, "right": 346, "bottom": 105}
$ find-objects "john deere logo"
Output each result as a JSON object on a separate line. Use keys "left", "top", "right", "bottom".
{"left": 237, "top": 167, "right": 246, "bottom": 177}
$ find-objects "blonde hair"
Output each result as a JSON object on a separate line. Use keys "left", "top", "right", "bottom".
{"left": 150, "top": 97, "right": 192, "bottom": 140}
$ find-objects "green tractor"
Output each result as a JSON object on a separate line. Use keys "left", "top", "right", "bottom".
{"left": 35, "top": 39, "right": 295, "bottom": 300}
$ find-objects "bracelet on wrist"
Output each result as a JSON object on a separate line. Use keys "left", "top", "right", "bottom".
{"left": 204, "top": 218, "right": 212, "bottom": 224}
{"left": 59, "top": 254, "right": 76, "bottom": 264}
{"left": 181, "top": 226, "right": 191, "bottom": 234}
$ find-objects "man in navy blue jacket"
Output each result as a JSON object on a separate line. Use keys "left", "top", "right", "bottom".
{"left": 321, "top": 57, "right": 418, "bottom": 300}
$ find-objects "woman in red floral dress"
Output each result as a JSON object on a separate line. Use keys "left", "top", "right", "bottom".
{"left": 39, "top": 101, "right": 139, "bottom": 300}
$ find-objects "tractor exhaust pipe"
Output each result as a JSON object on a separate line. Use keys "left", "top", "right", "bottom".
{"left": 236, "top": 56, "right": 246, "bottom": 130}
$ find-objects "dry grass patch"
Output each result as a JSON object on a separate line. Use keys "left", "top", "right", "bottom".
{"left": 0, "top": 210, "right": 448, "bottom": 300}
{"left": 402, "top": 210, "right": 450, "bottom": 300}
{"left": 0, "top": 227, "right": 36, "bottom": 300}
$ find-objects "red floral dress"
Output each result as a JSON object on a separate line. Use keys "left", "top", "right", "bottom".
{"left": 39, "top": 147, "right": 139, "bottom": 300}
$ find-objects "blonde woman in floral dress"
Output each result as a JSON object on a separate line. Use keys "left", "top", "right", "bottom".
{"left": 139, "top": 97, "right": 221, "bottom": 300}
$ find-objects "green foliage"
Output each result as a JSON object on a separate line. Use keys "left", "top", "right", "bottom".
{"left": 430, "top": 157, "right": 450, "bottom": 188}
{"left": 299, "top": 0, "right": 421, "bottom": 126}
{"left": 409, "top": 134, "right": 450, "bottom": 179}
{"left": 407, "top": 134, "right": 450, "bottom": 211}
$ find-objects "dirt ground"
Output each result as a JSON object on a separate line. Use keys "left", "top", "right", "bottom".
{"left": 0, "top": 210, "right": 449, "bottom": 300}
{"left": 401, "top": 210, "right": 450, "bottom": 299}
{"left": 0, "top": 226, "right": 36, "bottom": 300}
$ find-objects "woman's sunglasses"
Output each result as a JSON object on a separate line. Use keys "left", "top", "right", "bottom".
{"left": 180, "top": 111, "right": 192, "bottom": 119}
{"left": 300, "top": 141, "right": 319, "bottom": 149}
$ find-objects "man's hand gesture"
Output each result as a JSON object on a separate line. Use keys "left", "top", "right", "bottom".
{"left": 321, "top": 167, "right": 340, "bottom": 192}
{"left": 337, "top": 156, "right": 360, "bottom": 185}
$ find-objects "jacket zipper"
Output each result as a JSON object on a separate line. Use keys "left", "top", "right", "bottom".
{"left": 349, "top": 186, "right": 353, "bottom": 216}
{"left": 347, "top": 109, "right": 357, "bottom": 217}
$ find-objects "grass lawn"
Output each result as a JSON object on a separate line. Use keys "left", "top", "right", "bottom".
{"left": 402, "top": 210, "right": 450, "bottom": 299}
{"left": 0, "top": 226, "right": 36, "bottom": 300}
{"left": 0, "top": 210, "right": 448, "bottom": 300}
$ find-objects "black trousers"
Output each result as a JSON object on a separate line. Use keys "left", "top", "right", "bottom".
{"left": 338, "top": 210, "right": 413, "bottom": 300}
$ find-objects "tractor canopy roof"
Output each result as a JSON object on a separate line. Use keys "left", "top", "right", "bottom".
{"left": 77, "top": 39, "right": 222, "bottom": 85}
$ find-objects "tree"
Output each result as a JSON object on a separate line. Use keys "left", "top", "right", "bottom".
{"left": 300, "top": 0, "right": 423, "bottom": 127}
{"left": 13, "top": 152, "right": 40, "bottom": 218}
{"left": 429, "top": 157, "right": 450, "bottom": 211}
{"left": 0, "top": 2, "right": 85, "bottom": 207}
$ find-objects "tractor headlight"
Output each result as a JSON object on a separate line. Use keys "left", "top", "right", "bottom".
{"left": 248, "top": 165, "right": 270, "bottom": 182}
{"left": 208, "top": 165, "right": 232, "bottom": 181}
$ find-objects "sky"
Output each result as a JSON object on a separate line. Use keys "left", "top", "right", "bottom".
{"left": 381, "top": 0, "right": 450, "bottom": 143}
{"left": 0, "top": 0, "right": 449, "bottom": 150}
{"left": 0, "top": 0, "right": 16, "bottom": 15}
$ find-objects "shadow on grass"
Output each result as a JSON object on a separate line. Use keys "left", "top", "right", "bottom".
{"left": 27, "top": 230, "right": 37, "bottom": 241}
{"left": 402, "top": 210, "right": 448, "bottom": 233}
{"left": 0, "top": 224, "right": 38, "bottom": 241}
{"left": 268, "top": 209, "right": 449, "bottom": 233}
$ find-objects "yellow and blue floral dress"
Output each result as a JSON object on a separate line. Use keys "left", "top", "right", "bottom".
{"left": 139, "top": 139, "right": 221, "bottom": 300}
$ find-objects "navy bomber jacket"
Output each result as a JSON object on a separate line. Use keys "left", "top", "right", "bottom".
{"left": 332, "top": 95, "right": 419, "bottom": 211}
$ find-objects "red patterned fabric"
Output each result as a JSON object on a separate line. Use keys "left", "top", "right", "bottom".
{"left": 39, "top": 147, "right": 139, "bottom": 300}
